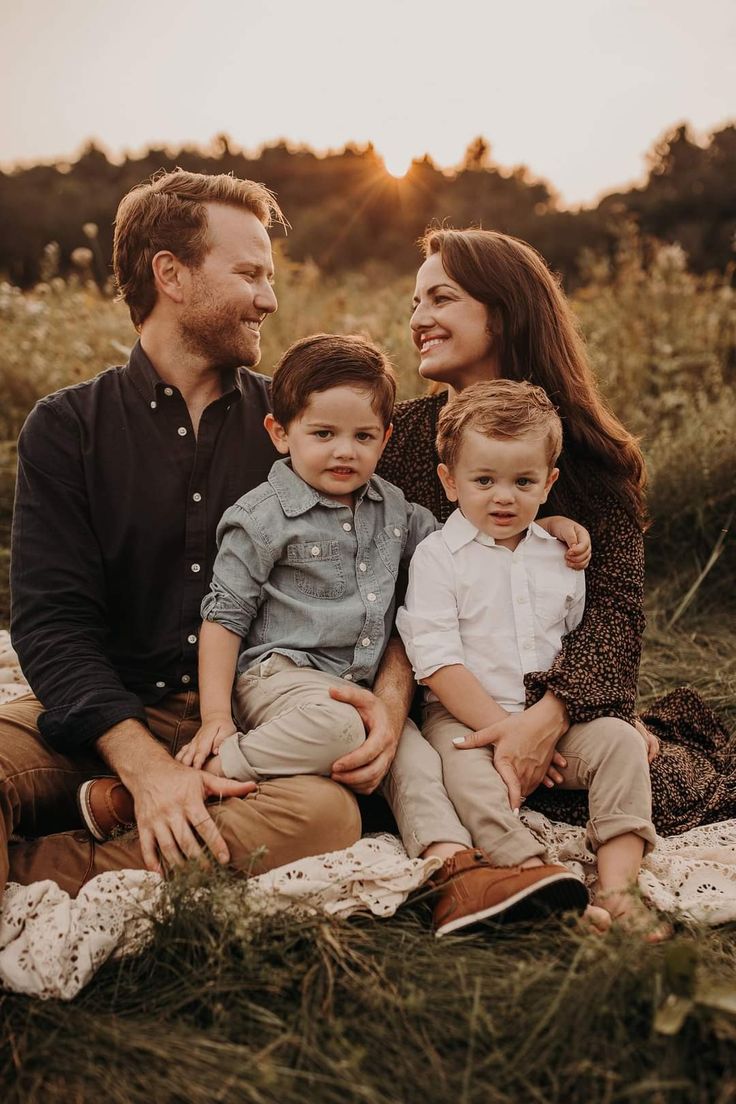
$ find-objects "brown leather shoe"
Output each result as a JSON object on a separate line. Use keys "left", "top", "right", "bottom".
{"left": 432, "top": 849, "right": 589, "bottom": 937}
{"left": 77, "top": 777, "right": 136, "bottom": 841}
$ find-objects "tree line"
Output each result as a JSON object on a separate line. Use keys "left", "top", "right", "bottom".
{"left": 0, "top": 123, "right": 733, "bottom": 288}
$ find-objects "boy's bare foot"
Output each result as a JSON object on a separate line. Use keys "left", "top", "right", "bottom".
{"left": 583, "top": 890, "right": 672, "bottom": 942}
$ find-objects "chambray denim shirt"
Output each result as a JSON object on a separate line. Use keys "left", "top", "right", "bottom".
{"left": 201, "top": 458, "right": 439, "bottom": 685}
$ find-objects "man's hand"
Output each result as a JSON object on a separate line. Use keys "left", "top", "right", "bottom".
{"left": 328, "top": 683, "right": 401, "bottom": 794}
{"left": 176, "top": 715, "right": 237, "bottom": 769}
{"left": 131, "top": 757, "right": 256, "bottom": 873}
{"left": 96, "top": 718, "right": 255, "bottom": 874}
{"left": 453, "top": 693, "right": 569, "bottom": 812}
{"left": 634, "top": 717, "right": 660, "bottom": 763}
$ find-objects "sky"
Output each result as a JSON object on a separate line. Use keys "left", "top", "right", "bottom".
{"left": 1, "top": 0, "right": 734, "bottom": 207}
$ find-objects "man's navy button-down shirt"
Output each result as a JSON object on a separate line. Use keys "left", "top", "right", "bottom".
{"left": 10, "top": 340, "right": 279, "bottom": 750}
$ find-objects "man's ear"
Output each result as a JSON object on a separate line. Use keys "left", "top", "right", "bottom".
{"left": 437, "top": 462, "right": 458, "bottom": 502}
{"left": 541, "top": 467, "right": 560, "bottom": 503}
{"left": 151, "top": 250, "right": 186, "bottom": 305}
{"left": 264, "top": 413, "right": 290, "bottom": 455}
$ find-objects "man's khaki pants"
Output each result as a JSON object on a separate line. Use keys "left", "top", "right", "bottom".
{"left": 0, "top": 692, "right": 360, "bottom": 904}
{"left": 422, "top": 702, "right": 657, "bottom": 865}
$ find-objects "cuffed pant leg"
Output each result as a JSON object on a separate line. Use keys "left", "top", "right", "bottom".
{"left": 221, "top": 657, "right": 365, "bottom": 781}
{"left": 382, "top": 718, "right": 472, "bottom": 858}
{"left": 422, "top": 702, "right": 546, "bottom": 866}
{"left": 556, "top": 718, "right": 657, "bottom": 854}
{"left": 8, "top": 776, "right": 361, "bottom": 893}
{"left": 0, "top": 695, "right": 107, "bottom": 902}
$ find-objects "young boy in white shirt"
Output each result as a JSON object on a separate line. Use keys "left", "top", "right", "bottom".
{"left": 397, "top": 380, "right": 661, "bottom": 937}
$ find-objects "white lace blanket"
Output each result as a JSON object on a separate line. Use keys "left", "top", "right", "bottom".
{"left": 2, "top": 633, "right": 736, "bottom": 1001}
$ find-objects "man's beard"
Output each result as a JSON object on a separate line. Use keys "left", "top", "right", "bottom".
{"left": 180, "top": 288, "right": 260, "bottom": 369}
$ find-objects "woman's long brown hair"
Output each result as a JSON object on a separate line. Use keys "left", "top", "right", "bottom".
{"left": 423, "top": 228, "right": 647, "bottom": 526}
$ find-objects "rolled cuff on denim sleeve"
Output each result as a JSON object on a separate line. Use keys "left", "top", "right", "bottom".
{"left": 200, "top": 579, "right": 255, "bottom": 639}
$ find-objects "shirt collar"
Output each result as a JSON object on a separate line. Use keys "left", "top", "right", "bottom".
{"left": 267, "top": 458, "right": 382, "bottom": 517}
{"left": 441, "top": 509, "right": 557, "bottom": 553}
{"left": 124, "top": 338, "right": 242, "bottom": 406}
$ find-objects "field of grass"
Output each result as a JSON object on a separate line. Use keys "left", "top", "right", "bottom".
{"left": 0, "top": 242, "right": 735, "bottom": 1101}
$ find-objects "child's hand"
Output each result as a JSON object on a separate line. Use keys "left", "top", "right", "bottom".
{"left": 537, "top": 516, "right": 591, "bottom": 570}
{"left": 177, "top": 716, "right": 237, "bottom": 770}
{"left": 560, "top": 522, "right": 591, "bottom": 570}
{"left": 634, "top": 717, "right": 659, "bottom": 763}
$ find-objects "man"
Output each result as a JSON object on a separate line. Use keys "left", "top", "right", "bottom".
{"left": 1, "top": 170, "right": 413, "bottom": 902}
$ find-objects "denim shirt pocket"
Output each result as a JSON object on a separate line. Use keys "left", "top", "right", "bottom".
{"left": 286, "top": 539, "right": 346, "bottom": 599}
{"left": 375, "top": 524, "right": 406, "bottom": 580}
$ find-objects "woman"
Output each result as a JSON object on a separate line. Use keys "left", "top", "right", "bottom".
{"left": 378, "top": 228, "right": 734, "bottom": 835}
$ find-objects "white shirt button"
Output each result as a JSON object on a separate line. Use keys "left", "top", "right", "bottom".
{"left": 192, "top": 492, "right": 202, "bottom": 502}
{"left": 164, "top": 387, "right": 174, "bottom": 396}
{"left": 517, "top": 595, "right": 527, "bottom": 604}
{"left": 150, "top": 400, "right": 157, "bottom": 410}
{"left": 342, "top": 522, "right": 352, "bottom": 532}
{"left": 181, "top": 674, "right": 191, "bottom": 684}
{"left": 155, "top": 680, "right": 166, "bottom": 688}
{"left": 344, "top": 673, "right": 353, "bottom": 681}
{"left": 359, "top": 563, "right": 367, "bottom": 572}
{"left": 393, "top": 528, "right": 401, "bottom": 537}
{"left": 361, "top": 637, "right": 371, "bottom": 647}
{"left": 367, "top": 593, "right": 376, "bottom": 602}
{"left": 311, "top": 546, "right": 321, "bottom": 557}
{"left": 178, "top": 427, "right": 187, "bottom": 437}
{"left": 187, "top": 634, "right": 197, "bottom": 644}
{"left": 191, "top": 563, "right": 201, "bottom": 573}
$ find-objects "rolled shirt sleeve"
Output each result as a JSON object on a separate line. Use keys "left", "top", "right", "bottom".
{"left": 396, "top": 536, "right": 466, "bottom": 681}
{"left": 11, "top": 401, "right": 148, "bottom": 749}
{"left": 200, "top": 502, "right": 277, "bottom": 638}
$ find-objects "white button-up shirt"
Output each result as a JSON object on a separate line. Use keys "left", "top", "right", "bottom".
{"left": 396, "top": 509, "right": 585, "bottom": 714}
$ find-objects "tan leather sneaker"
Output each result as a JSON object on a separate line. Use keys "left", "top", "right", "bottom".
{"left": 432, "top": 848, "right": 589, "bottom": 937}
{"left": 77, "top": 777, "right": 135, "bottom": 841}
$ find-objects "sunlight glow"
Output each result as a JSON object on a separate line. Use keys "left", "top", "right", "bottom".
{"left": 382, "top": 151, "right": 412, "bottom": 180}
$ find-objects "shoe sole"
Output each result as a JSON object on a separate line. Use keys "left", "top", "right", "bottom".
{"left": 76, "top": 778, "right": 109, "bottom": 841}
{"left": 435, "top": 873, "right": 589, "bottom": 938}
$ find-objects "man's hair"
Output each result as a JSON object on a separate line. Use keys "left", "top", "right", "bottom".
{"left": 113, "top": 168, "right": 285, "bottom": 327}
{"left": 271, "top": 334, "right": 396, "bottom": 428}
{"left": 436, "top": 380, "right": 563, "bottom": 470}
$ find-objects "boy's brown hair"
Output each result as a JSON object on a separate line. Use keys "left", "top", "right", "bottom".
{"left": 436, "top": 380, "right": 563, "bottom": 470}
{"left": 113, "top": 169, "right": 285, "bottom": 327}
{"left": 271, "top": 334, "right": 396, "bottom": 428}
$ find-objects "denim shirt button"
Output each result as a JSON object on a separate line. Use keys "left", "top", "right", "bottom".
{"left": 367, "top": 593, "right": 377, "bottom": 602}
{"left": 358, "top": 563, "right": 367, "bottom": 572}
{"left": 344, "top": 673, "right": 353, "bottom": 681}
{"left": 393, "top": 528, "right": 401, "bottom": 537}
{"left": 342, "top": 522, "right": 352, "bottom": 532}
{"left": 311, "top": 546, "right": 321, "bottom": 557}
{"left": 361, "top": 637, "right": 371, "bottom": 647}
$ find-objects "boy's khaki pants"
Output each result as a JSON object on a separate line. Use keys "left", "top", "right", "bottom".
{"left": 421, "top": 702, "right": 657, "bottom": 865}
{"left": 224, "top": 655, "right": 473, "bottom": 857}
{"left": 0, "top": 691, "right": 361, "bottom": 905}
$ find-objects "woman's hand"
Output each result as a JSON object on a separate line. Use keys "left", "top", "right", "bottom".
{"left": 453, "top": 692, "right": 569, "bottom": 811}
{"left": 176, "top": 715, "right": 237, "bottom": 770}
{"left": 634, "top": 717, "right": 660, "bottom": 763}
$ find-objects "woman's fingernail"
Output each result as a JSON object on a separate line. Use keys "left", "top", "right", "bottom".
{"left": 452, "top": 736, "right": 466, "bottom": 745}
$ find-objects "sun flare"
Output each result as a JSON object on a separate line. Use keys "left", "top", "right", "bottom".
{"left": 382, "top": 151, "right": 412, "bottom": 179}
